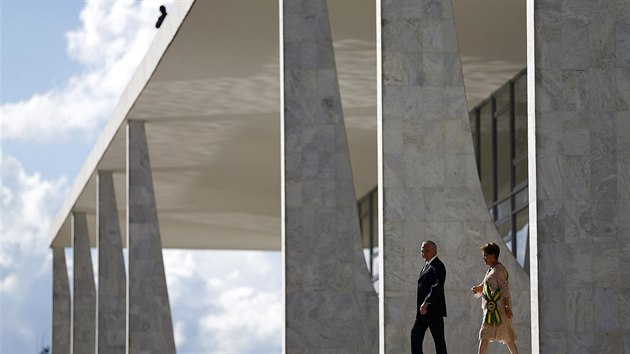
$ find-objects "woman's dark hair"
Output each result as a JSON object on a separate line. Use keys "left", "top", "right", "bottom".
{"left": 481, "top": 242, "right": 500, "bottom": 260}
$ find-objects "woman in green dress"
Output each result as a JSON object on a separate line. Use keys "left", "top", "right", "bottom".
{"left": 471, "top": 242, "right": 519, "bottom": 354}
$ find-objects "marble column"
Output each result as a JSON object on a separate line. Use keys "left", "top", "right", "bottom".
{"left": 381, "top": 0, "right": 531, "bottom": 353}
{"left": 283, "top": 0, "right": 379, "bottom": 352}
{"left": 72, "top": 212, "right": 96, "bottom": 354}
{"left": 52, "top": 247, "right": 71, "bottom": 354}
{"left": 97, "top": 171, "right": 126, "bottom": 354}
{"left": 127, "top": 120, "right": 176, "bottom": 353}
{"left": 533, "top": 0, "right": 630, "bottom": 352}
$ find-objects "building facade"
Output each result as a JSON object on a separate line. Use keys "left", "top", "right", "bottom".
{"left": 49, "top": 0, "right": 629, "bottom": 353}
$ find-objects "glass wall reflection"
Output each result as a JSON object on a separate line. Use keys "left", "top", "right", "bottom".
{"left": 469, "top": 68, "right": 529, "bottom": 272}
{"left": 358, "top": 189, "right": 379, "bottom": 291}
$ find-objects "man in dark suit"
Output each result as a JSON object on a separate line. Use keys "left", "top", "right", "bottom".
{"left": 411, "top": 240, "right": 447, "bottom": 354}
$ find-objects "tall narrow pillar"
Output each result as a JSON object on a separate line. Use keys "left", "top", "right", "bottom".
{"left": 381, "top": 0, "right": 531, "bottom": 352}
{"left": 52, "top": 247, "right": 71, "bottom": 354}
{"left": 97, "top": 171, "right": 126, "bottom": 353}
{"left": 533, "top": 0, "right": 630, "bottom": 352}
{"left": 127, "top": 120, "right": 176, "bottom": 353}
{"left": 283, "top": 0, "right": 379, "bottom": 352}
{"left": 72, "top": 212, "right": 96, "bottom": 354}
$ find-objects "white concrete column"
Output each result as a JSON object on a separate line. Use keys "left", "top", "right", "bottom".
{"left": 52, "top": 247, "right": 71, "bottom": 354}
{"left": 380, "top": 0, "right": 531, "bottom": 352}
{"left": 532, "top": 0, "right": 630, "bottom": 352}
{"left": 97, "top": 171, "right": 126, "bottom": 354}
{"left": 72, "top": 211, "right": 96, "bottom": 354}
{"left": 127, "top": 120, "right": 176, "bottom": 353}
{"left": 283, "top": 0, "right": 379, "bottom": 352}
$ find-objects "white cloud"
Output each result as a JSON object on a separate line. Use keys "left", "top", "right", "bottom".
{"left": 0, "top": 0, "right": 170, "bottom": 142}
{"left": 200, "top": 287, "right": 282, "bottom": 353}
{"left": 174, "top": 320, "right": 187, "bottom": 348}
{"left": 163, "top": 250, "right": 282, "bottom": 353}
{"left": 0, "top": 150, "right": 68, "bottom": 350}
{"left": 0, "top": 273, "right": 18, "bottom": 293}
{"left": 0, "top": 152, "right": 67, "bottom": 265}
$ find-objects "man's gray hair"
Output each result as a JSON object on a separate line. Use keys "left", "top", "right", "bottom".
{"left": 423, "top": 240, "right": 437, "bottom": 252}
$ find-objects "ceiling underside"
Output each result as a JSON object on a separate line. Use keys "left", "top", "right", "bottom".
{"left": 50, "top": 0, "right": 525, "bottom": 250}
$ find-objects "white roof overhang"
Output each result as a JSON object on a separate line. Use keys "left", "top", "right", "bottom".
{"left": 49, "top": 0, "right": 525, "bottom": 250}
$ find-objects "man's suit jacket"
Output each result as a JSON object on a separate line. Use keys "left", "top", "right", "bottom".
{"left": 416, "top": 257, "right": 447, "bottom": 317}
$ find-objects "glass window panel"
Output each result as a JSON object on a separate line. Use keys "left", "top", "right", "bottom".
{"left": 371, "top": 191, "right": 378, "bottom": 247}
{"left": 515, "top": 158, "right": 528, "bottom": 186}
{"left": 515, "top": 187, "right": 528, "bottom": 210}
{"left": 371, "top": 219, "right": 377, "bottom": 249}
{"left": 481, "top": 179, "right": 493, "bottom": 205}
{"left": 488, "top": 207, "right": 495, "bottom": 222}
{"left": 372, "top": 248, "right": 379, "bottom": 279}
{"left": 514, "top": 75, "right": 528, "bottom": 157}
{"left": 496, "top": 198, "right": 511, "bottom": 223}
{"left": 361, "top": 198, "right": 371, "bottom": 218}
{"left": 470, "top": 110, "right": 478, "bottom": 158}
{"left": 357, "top": 201, "right": 363, "bottom": 219}
{"left": 358, "top": 208, "right": 363, "bottom": 235}
{"left": 495, "top": 84, "right": 511, "bottom": 116}
{"left": 362, "top": 248, "right": 372, "bottom": 276}
{"left": 372, "top": 265, "right": 380, "bottom": 293}
{"left": 480, "top": 104, "right": 493, "bottom": 204}
{"left": 496, "top": 220, "right": 512, "bottom": 252}
{"left": 358, "top": 199, "right": 363, "bottom": 217}
{"left": 515, "top": 208, "right": 529, "bottom": 268}
{"left": 497, "top": 111, "right": 511, "bottom": 199}
{"left": 361, "top": 215, "right": 371, "bottom": 249}
{"left": 468, "top": 70, "right": 529, "bottom": 272}
{"left": 368, "top": 191, "right": 380, "bottom": 291}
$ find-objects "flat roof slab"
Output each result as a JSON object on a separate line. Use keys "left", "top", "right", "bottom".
{"left": 50, "top": 0, "right": 525, "bottom": 249}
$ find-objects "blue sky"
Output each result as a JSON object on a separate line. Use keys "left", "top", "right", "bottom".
{"left": 1, "top": 1, "right": 282, "bottom": 352}
{"left": 2, "top": 2, "right": 83, "bottom": 103}
{"left": 2, "top": 1, "right": 89, "bottom": 180}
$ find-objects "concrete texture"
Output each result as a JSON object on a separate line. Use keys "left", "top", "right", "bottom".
{"left": 381, "top": 0, "right": 531, "bottom": 352}
{"left": 127, "top": 120, "right": 176, "bottom": 353}
{"left": 533, "top": 0, "right": 630, "bottom": 352}
{"left": 52, "top": 247, "right": 71, "bottom": 354}
{"left": 72, "top": 212, "right": 96, "bottom": 354}
{"left": 97, "top": 171, "right": 126, "bottom": 354}
{"left": 283, "top": 0, "right": 379, "bottom": 351}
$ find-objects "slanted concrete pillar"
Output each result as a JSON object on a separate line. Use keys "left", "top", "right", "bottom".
{"left": 127, "top": 120, "right": 176, "bottom": 353}
{"left": 532, "top": 0, "right": 630, "bottom": 352}
{"left": 97, "top": 171, "right": 126, "bottom": 354}
{"left": 72, "top": 212, "right": 96, "bottom": 354}
{"left": 283, "top": 0, "right": 379, "bottom": 352}
{"left": 52, "top": 247, "right": 71, "bottom": 354}
{"left": 381, "top": 0, "right": 530, "bottom": 353}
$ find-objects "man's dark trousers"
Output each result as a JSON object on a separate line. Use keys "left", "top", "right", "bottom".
{"left": 411, "top": 255, "right": 447, "bottom": 354}
{"left": 410, "top": 310, "right": 447, "bottom": 354}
